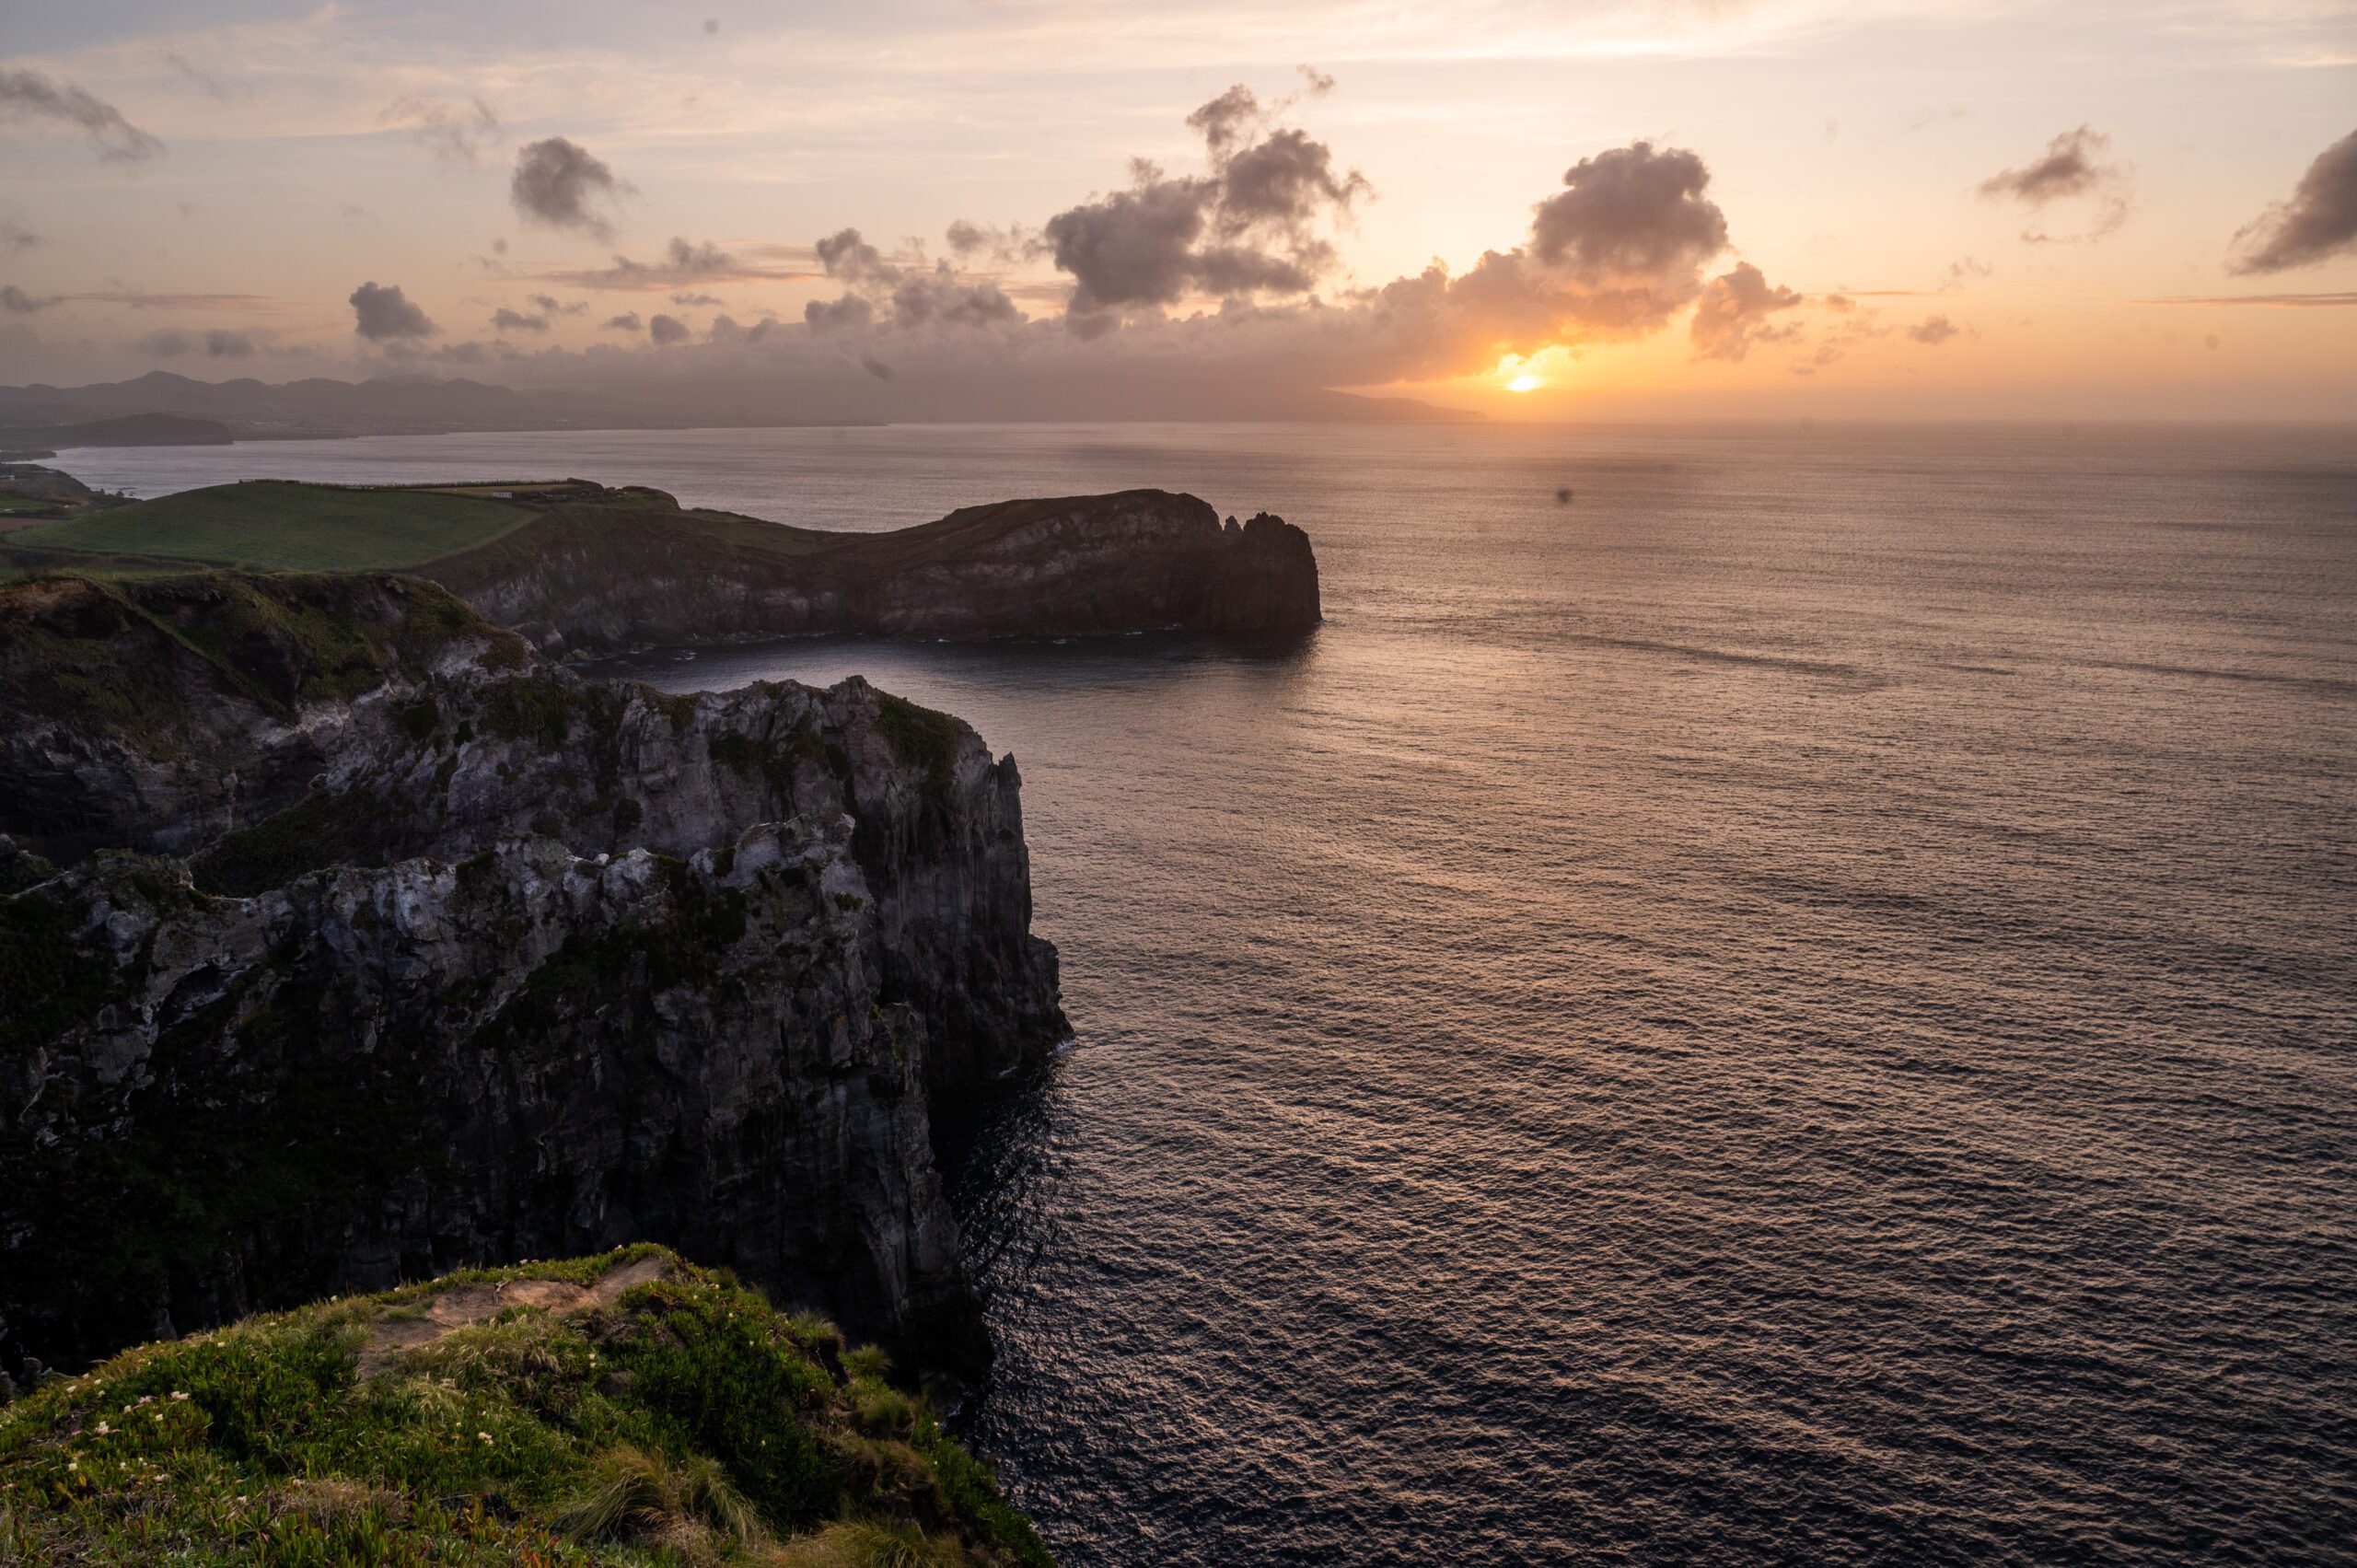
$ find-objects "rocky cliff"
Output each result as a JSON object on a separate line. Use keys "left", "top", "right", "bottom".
{"left": 421, "top": 487, "right": 1320, "bottom": 654}
{"left": 0, "top": 573, "right": 1065, "bottom": 1387}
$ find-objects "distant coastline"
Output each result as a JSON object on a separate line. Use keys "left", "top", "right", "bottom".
{"left": 0, "top": 370, "right": 1483, "bottom": 447}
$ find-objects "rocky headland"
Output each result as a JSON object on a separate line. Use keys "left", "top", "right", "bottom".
{"left": 0, "top": 572, "right": 1066, "bottom": 1388}
{"left": 2, "top": 482, "right": 1322, "bottom": 656}
{"left": 422, "top": 487, "right": 1321, "bottom": 655}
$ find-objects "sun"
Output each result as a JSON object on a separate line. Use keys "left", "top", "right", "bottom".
{"left": 1506, "top": 374, "right": 1543, "bottom": 393}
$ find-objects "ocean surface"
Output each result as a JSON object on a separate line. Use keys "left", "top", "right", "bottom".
{"left": 57, "top": 423, "right": 2357, "bottom": 1565}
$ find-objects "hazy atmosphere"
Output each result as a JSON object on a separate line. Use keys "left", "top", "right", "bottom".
{"left": 2, "top": 7, "right": 2352, "bottom": 1568}
{"left": 4, "top": 0, "right": 2354, "bottom": 418}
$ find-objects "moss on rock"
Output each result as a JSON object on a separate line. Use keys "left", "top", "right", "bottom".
{"left": 0, "top": 1248, "right": 1051, "bottom": 1566}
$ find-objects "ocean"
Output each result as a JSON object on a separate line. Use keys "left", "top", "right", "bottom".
{"left": 54, "top": 422, "right": 2357, "bottom": 1565}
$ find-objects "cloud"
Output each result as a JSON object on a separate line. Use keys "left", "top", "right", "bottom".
{"left": 1783, "top": 297, "right": 1910, "bottom": 371}
{"left": 511, "top": 137, "right": 629, "bottom": 239}
{"left": 1298, "top": 64, "right": 1336, "bottom": 98}
{"left": 1042, "top": 86, "right": 1371, "bottom": 328}
{"left": 1907, "top": 314, "right": 1960, "bottom": 345}
{"left": 53, "top": 291, "right": 280, "bottom": 311}
{"left": 802, "top": 230, "right": 1024, "bottom": 333}
{"left": 804, "top": 294, "right": 875, "bottom": 333}
{"left": 1186, "top": 85, "right": 1263, "bottom": 157}
{"left": 944, "top": 219, "right": 1040, "bottom": 263}
{"left": 132, "top": 328, "right": 260, "bottom": 357}
{"left": 2, "top": 285, "right": 60, "bottom": 314}
{"left": 1532, "top": 143, "right": 1726, "bottom": 281}
{"left": 2140, "top": 291, "right": 2357, "bottom": 308}
{"left": 167, "top": 53, "right": 247, "bottom": 103}
{"left": 1689, "top": 262, "right": 1803, "bottom": 361}
{"left": 145, "top": 87, "right": 1778, "bottom": 422}
{"left": 755, "top": 104, "right": 1741, "bottom": 401}
{"left": 1940, "top": 256, "right": 1992, "bottom": 290}
{"left": 0, "top": 69, "right": 164, "bottom": 163}
{"left": 891, "top": 269, "right": 1021, "bottom": 328}
{"left": 707, "top": 314, "right": 788, "bottom": 348}
{"left": 671, "top": 291, "right": 725, "bottom": 307}
{"left": 2229, "top": 128, "right": 2357, "bottom": 274}
{"left": 1980, "top": 126, "right": 2107, "bottom": 204}
{"left": 492, "top": 307, "right": 550, "bottom": 333}
{"left": 543, "top": 236, "right": 807, "bottom": 291}
{"left": 529, "top": 293, "right": 586, "bottom": 317}
{"left": 1978, "top": 126, "right": 2131, "bottom": 242}
{"left": 0, "top": 220, "right": 34, "bottom": 253}
{"left": 816, "top": 228, "right": 901, "bottom": 285}
{"left": 349, "top": 281, "right": 436, "bottom": 340}
{"left": 382, "top": 96, "right": 500, "bottom": 167}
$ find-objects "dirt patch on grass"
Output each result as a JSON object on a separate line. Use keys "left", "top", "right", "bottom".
{"left": 358, "top": 1253, "right": 671, "bottom": 1376}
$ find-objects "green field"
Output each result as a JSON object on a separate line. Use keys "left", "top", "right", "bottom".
{"left": 8, "top": 482, "right": 532, "bottom": 571}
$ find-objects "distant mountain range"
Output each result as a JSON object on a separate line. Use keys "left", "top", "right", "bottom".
{"left": 0, "top": 371, "right": 1480, "bottom": 443}
{"left": 0, "top": 372, "right": 631, "bottom": 442}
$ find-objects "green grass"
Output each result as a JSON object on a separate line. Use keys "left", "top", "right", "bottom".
{"left": 0, "top": 1247, "right": 1052, "bottom": 1567}
{"left": 873, "top": 695, "right": 964, "bottom": 799}
{"left": 9, "top": 482, "right": 532, "bottom": 572}
{"left": 0, "top": 573, "right": 525, "bottom": 749}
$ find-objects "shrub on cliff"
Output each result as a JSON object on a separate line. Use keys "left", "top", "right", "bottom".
{"left": 0, "top": 1246, "right": 1051, "bottom": 1567}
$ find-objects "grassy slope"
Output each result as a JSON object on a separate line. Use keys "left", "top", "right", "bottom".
{"left": 0, "top": 1247, "right": 1051, "bottom": 1568}
{"left": 0, "top": 573, "right": 520, "bottom": 744}
{"left": 8, "top": 482, "right": 531, "bottom": 572}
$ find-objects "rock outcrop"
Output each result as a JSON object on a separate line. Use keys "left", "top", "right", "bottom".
{"left": 421, "top": 487, "right": 1321, "bottom": 654}
{"left": 0, "top": 573, "right": 1066, "bottom": 1387}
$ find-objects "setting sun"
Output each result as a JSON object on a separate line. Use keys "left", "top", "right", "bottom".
{"left": 1507, "top": 375, "right": 1543, "bottom": 393}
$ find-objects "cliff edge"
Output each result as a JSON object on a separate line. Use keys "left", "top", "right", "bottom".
{"left": 0, "top": 573, "right": 1066, "bottom": 1388}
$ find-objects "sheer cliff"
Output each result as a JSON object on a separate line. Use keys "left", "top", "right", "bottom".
{"left": 0, "top": 573, "right": 1065, "bottom": 1387}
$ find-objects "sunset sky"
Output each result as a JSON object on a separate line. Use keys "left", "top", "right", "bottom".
{"left": 3, "top": 0, "right": 2353, "bottom": 418}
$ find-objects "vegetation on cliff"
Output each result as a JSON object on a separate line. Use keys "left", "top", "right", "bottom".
{"left": 3, "top": 478, "right": 1322, "bottom": 648}
{"left": 0, "top": 571, "right": 520, "bottom": 746}
{"left": 6, "top": 482, "right": 533, "bottom": 573}
{"left": 0, "top": 1247, "right": 1051, "bottom": 1567}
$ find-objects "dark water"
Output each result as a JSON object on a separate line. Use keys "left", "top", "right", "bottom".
{"left": 68, "top": 423, "right": 2357, "bottom": 1564}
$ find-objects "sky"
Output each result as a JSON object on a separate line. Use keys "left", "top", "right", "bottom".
{"left": 2, "top": 0, "right": 2353, "bottom": 420}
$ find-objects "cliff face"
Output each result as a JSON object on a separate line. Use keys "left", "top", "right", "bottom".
{"left": 424, "top": 487, "right": 1321, "bottom": 655}
{"left": 0, "top": 574, "right": 1065, "bottom": 1385}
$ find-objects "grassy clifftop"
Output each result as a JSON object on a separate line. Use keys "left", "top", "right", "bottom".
{"left": 0, "top": 572, "right": 524, "bottom": 739}
{"left": 6, "top": 482, "right": 535, "bottom": 573}
{"left": 0, "top": 1247, "right": 1050, "bottom": 1567}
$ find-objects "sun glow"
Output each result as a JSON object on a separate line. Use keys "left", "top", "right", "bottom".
{"left": 1507, "top": 374, "right": 1543, "bottom": 392}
